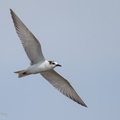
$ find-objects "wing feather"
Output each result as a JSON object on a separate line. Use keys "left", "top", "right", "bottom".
{"left": 41, "top": 70, "right": 87, "bottom": 107}
{"left": 10, "top": 9, "right": 45, "bottom": 64}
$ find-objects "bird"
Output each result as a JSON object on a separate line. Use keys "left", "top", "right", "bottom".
{"left": 10, "top": 9, "right": 87, "bottom": 107}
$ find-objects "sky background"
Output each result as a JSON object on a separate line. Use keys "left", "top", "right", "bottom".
{"left": 0, "top": 0, "right": 120, "bottom": 120}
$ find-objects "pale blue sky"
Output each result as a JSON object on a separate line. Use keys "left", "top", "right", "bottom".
{"left": 0, "top": 0, "right": 120, "bottom": 120}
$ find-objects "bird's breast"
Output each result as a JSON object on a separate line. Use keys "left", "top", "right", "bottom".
{"left": 27, "top": 62, "right": 52, "bottom": 74}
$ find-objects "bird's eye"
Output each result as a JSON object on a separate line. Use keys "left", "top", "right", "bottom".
{"left": 52, "top": 63, "right": 55, "bottom": 65}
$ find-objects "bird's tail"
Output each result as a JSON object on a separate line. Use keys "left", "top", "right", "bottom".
{"left": 14, "top": 70, "right": 28, "bottom": 78}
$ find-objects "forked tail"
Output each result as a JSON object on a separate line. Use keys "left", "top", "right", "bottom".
{"left": 14, "top": 70, "right": 28, "bottom": 78}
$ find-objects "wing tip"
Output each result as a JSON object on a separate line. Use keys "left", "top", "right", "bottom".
{"left": 10, "top": 9, "right": 13, "bottom": 14}
{"left": 10, "top": 9, "right": 14, "bottom": 20}
{"left": 76, "top": 100, "right": 88, "bottom": 107}
{"left": 81, "top": 103, "right": 88, "bottom": 108}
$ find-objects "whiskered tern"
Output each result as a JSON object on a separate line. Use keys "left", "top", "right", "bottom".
{"left": 10, "top": 9, "right": 87, "bottom": 107}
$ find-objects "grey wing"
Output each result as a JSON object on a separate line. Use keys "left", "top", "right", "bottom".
{"left": 10, "top": 9, "right": 45, "bottom": 65}
{"left": 41, "top": 70, "right": 87, "bottom": 107}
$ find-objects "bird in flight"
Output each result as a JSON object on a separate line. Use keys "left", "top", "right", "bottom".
{"left": 10, "top": 9, "right": 87, "bottom": 107}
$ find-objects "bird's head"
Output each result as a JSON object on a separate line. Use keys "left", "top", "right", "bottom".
{"left": 48, "top": 61, "right": 62, "bottom": 68}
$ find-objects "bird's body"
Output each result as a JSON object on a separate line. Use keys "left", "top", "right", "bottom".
{"left": 10, "top": 9, "right": 87, "bottom": 107}
{"left": 28, "top": 61, "right": 52, "bottom": 73}
{"left": 24, "top": 61, "right": 56, "bottom": 74}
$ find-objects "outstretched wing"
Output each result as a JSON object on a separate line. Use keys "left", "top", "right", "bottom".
{"left": 41, "top": 70, "right": 87, "bottom": 107}
{"left": 10, "top": 9, "right": 45, "bottom": 65}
